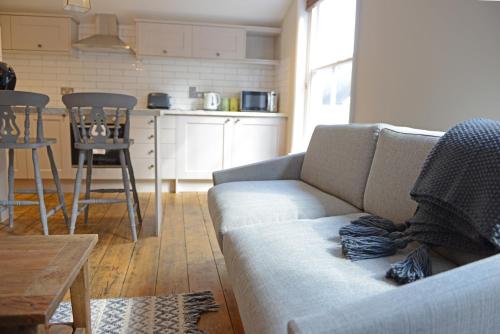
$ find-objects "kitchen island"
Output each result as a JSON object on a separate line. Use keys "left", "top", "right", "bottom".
{"left": 12, "top": 107, "right": 288, "bottom": 236}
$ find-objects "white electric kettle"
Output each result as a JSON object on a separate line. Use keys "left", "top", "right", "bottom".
{"left": 203, "top": 92, "right": 221, "bottom": 111}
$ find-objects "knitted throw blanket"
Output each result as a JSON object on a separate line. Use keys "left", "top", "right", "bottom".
{"left": 340, "top": 119, "right": 500, "bottom": 284}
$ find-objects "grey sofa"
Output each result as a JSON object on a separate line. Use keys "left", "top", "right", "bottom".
{"left": 207, "top": 124, "right": 500, "bottom": 334}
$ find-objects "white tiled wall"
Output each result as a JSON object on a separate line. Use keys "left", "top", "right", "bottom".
{"left": 2, "top": 24, "right": 278, "bottom": 110}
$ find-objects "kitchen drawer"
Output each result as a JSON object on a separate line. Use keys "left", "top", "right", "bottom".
{"left": 131, "top": 116, "right": 156, "bottom": 129}
{"left": 130, "top": 128, "right": 155, "bottom": 144}
{"left": 129, "top": 143, "right": 155, "bottom": 159}
{"left": 159, "top": 116, "right": 176, "bottom": 129}
{"left": 90, "top": 159, "right": 156, "bottom": 180}
{"left": 132, "top": 159, "right": 156, "bottom": 179}
{"left": 129, "top": 143, "right": 175, "bottom": 160}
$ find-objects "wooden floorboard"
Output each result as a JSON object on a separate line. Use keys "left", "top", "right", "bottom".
{"left": 0, "top": 191, "right": 242, "bottom": 334}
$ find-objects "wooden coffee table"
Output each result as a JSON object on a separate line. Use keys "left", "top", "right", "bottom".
{"left": 0, "top": 235, "right": 98, "bottom": 334}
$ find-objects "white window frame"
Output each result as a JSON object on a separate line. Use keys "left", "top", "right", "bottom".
{"left": 304, "top": 0, "right": 359, "bottom": 140}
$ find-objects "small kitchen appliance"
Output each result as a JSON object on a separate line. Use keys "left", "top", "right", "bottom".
{"left": 203, "top": 92, "right": 221, "bottom": 111}
{"left": 147, "top": 92, "right": 171, "bottom": 109}
{"left": 240, "top": 90, "right": 278, "bottom": 112}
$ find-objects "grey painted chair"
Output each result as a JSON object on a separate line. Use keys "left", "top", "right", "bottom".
{"left": 62, "top": 92, "right": 142, "bottom": 241}
{"left": 0, "top": 91, "right": 69, "bottom": 234}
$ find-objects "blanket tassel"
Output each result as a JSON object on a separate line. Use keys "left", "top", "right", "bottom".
{"left": 386, "top": 245, "right": 432, "bottom": 284}
{"left": 341, "top": 234, "right": 408, "bottom": 261}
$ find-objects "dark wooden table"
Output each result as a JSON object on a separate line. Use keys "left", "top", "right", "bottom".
{"left": 0, "top": 235, "right": 98, "bottom": 334}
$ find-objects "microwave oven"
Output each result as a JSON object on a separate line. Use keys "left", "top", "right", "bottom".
{"left": 240, "top": 91, "right": 278, "bottom": 112}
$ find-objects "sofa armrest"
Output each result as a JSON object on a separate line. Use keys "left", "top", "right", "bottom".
{"left": 288, "top": 253, "right": 500, "bottom": 334}
{"left": 212, "top": 153, "right": 305, "bottom": 185}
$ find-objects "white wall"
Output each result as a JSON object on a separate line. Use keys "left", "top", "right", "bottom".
{"left": 279, "top": 0, "right": 298, "bottom": 151}
{"left": 352, "top": 0, "right": 500, "bottom": 131}
{"left": 279, "top": 0, "right": 308, "bottom": 152}
{"left": 3, "top": 24, "right": 277, "bottom": 109}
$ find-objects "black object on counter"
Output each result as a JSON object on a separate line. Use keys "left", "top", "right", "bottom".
{"left": 147, "top": 92, "right": 170, "bottom": 109}
{"left": 0, "top": 62, "right": 16, "bottom": 90}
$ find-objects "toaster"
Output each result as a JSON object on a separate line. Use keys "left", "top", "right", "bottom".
{"left": 147, "top": 92, "right": 171, "bottom": 109}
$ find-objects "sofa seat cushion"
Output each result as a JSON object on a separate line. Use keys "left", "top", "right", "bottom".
{"left": 208, "top": 180, "right": 361, "bottom": 250}
{"left": 223, "top": 214, "right": 458, "bottom": 334}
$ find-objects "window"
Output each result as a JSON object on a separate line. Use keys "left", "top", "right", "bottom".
{"left": 305, "top": 0, "right": 357, "bottom": 139}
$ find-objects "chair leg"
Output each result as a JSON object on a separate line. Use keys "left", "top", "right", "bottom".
{"left": 47, "top": 145, "right": 69, "bottom": 228}
{"left": 7, "top": 149, "right": 15, "bottom": 228}
{"left": 119, "top": 149, "right": 137, "bottom": 242}
{"left": 125, "top": 149, "right": 142, "bottom": 224}
{"left": 83, "top": 150, "right": 93, "bottom": 225}
{"left": 32, "top": 148, "right": 49, "bottom": 235}
{"left": 70, "top": 151, "right": 86, "bottom": 235}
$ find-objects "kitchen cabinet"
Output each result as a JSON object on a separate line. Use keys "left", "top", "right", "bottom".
{"left": 14, "top": 114, "right": 71, "bottom": 180}
{"left": 135, "top": 22, "right": 192, "bottom": 57}
{"left": 229, "top": 117, "right": 286, "bottom": 168}
{"left": 176, "top": 115, "right": 286, "bottom": 180}
{"left": 8, "top": 15, "right": 77, "bottom": 52}
{"left": 176, "top": 116, "right": 230, "bottom": 179}
{"left": 0, "top": 15, "right": 11, "bottom": 50}
{"left": 89, "top": 115, "right": 176, "bottom": 181}
{"left": 192, "top": 26, "right": 246, "bottom": 60}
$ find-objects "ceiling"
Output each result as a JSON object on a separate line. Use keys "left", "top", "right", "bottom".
{"left": 0, "top": 0, "right": 293, "bottom": 27}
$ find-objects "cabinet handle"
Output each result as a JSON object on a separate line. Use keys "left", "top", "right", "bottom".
{"left": 37, "top": 44, "right": 42, "bottom": 48}
{"left": 224, "top": 118, "right": 230, "bottom": 124}
{"left": 148, "top": 164, "right": 155, "bottom": 169}
{"left": 216, "top": 52, "right": 221, "bottom": 57}
{"left": 148, "top": 150, "right": 154, "bottom": 155}
{"left": 163, "top": 50, "right": 168, "bottom": 54}
{"left": 234, "top": 119, "right": 240, "bottom": 124}
{"left": 148, "top": 134, "right": 155, "bottom": 140}
{"left": 148, "top": 119, "right": 154, "bottom": 125}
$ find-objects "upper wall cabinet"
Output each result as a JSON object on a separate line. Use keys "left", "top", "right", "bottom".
{"left": 1, "top": 14, "right": 78, "bottom": 53}
{"left": 0, "top": 15, "right": 12, "bottom": 49}
{"left": 192, "top": 26, "right": 246, "bottom": 60}
{"left": 135, "top": 19, "right": 280, "bottom": 64}
{"left": 136, "top": 21, "right": 192, "bottom": 57}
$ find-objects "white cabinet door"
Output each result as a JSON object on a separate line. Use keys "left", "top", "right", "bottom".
{"left": 0, "top": 15, "right": 12, "bottom": 50}
{"left": 136, "top": 22, "right": 192, "bottom": 57}
{"left": 229, "top": 117, "right": 286, "bottom": 168}
{"left": 176, "top": 116, "right": 231, "bottom": 179}
{"left": 192, "top": 26, "right": 246, "bottom": 60}
{"left": 10, "top": 16, "right": 71, "bottom": 52}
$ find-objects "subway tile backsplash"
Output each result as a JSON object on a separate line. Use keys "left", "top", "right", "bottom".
{"left": 3, "top": 24, "right": 278, "bottom": 110}
{"left": 4, "top": 51, "right": 277, "bottom": 110}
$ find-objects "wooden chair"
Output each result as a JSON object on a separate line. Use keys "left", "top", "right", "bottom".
{"left": 62, "top": 92, "right": 142, "bottom": 241}
{"left": 0, "top": 91, "right": 69, "bottom": 234}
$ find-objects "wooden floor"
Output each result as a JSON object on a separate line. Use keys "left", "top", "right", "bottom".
{"left": 0, "top": 192, "right": 244, "bottom": 334}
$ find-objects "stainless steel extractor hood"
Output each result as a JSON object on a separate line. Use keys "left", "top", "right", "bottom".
{"left": 73, "top": 14, "right": 132, "bottom": 53}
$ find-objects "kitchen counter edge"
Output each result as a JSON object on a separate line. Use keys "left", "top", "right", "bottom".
{"left": 38, "top": 108, "right": 288, "bottom": 118}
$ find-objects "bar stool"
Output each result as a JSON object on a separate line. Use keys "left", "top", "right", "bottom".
{"left": 0, "top": 91, "right": 69, "bottom": 234}
{"left": 62, "top": 92, "right": 142, "bottom": 241}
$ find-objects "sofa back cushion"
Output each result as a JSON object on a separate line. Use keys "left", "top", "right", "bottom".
{"left": 363, "top": 127, "right": 443, "bottom": 224}
{"left": 300, "top": 124, "right": 384, "bottom": 209}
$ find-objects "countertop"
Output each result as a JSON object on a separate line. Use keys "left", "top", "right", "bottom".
{"left": 38, "top": 108, "right": 288, "bottom": 118}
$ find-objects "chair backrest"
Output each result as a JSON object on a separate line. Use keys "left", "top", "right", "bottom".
{"left": 0, "top": 91, "right": 49, "bottom": 144}
{"left": 62, "top": 92, "right": 137, "bottom": 145}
